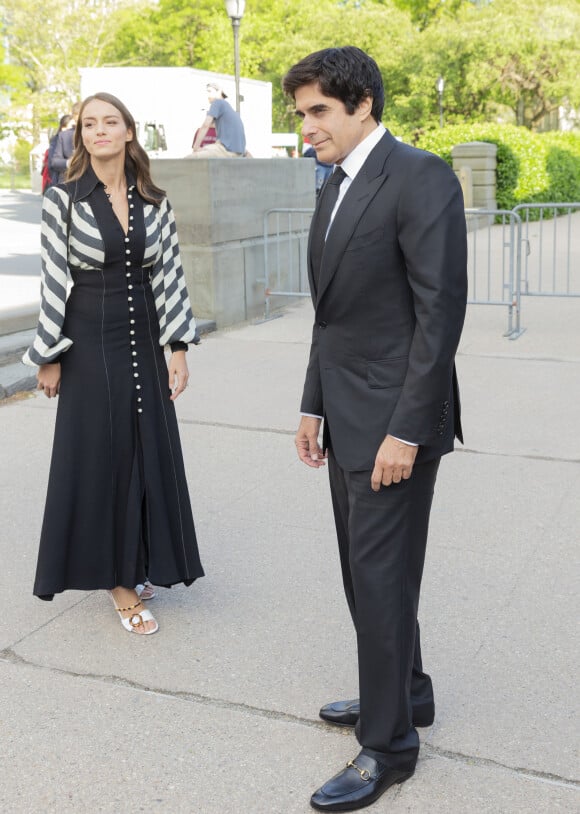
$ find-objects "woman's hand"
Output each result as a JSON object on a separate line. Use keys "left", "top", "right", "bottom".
{"left": 168, "top": 351, "right": 189, "bottom": 401}
{"left": 37, "top": 363, "right": 61, "bottom": 398}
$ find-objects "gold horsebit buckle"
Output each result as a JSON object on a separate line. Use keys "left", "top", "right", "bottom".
{"left": 346, "top": 760, "right": 371, "bottom": 781}
{"left": 129, "top": 613, "right": 144, "bottom": 628}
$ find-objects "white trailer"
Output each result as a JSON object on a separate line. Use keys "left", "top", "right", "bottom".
{"left": 79, "top": 66, "right": 272, "bottom": 158}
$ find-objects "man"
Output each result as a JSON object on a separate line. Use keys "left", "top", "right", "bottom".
{"left": 49, "top": 102, "right": 80, "bottom": 183}
{"left": 190, "top": 83, "right": 246, "bottom": 157}
{"left": 283, "top": 47, "right": 467, "bottom": 812}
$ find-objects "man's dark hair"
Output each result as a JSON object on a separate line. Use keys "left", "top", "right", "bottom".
{"left": 282, "top": 46, "right": 384, "bottom": 123}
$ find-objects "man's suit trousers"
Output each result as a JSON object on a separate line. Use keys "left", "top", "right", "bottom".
{"left": 328, "top": 450, "right": 440, "bottom": 768}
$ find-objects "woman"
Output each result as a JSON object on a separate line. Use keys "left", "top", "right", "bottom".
{"left": 24, "top": 93, "right": 204, "bottom": 635}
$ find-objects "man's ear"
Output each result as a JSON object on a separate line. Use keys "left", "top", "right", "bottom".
{"left": 358, "top": 95, "right": 373, "bottom": 121}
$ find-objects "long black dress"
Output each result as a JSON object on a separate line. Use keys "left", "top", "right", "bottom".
{"left": 26, "top": 170, "right": 204, "bottom": 599}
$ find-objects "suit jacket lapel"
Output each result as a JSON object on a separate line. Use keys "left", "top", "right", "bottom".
{"left": 315, "top": 131, "right": 398, "bottom": 305}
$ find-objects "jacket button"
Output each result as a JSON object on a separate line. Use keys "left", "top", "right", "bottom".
{"left": 318, "top": 321, "right": 328, "bottom": 328}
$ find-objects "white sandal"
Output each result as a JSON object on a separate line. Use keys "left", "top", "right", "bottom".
{"left": 136, "top": 581, "right": 156, "bottom": 600}
{"left": 109, "top": 593, "right": 159, "bottom": 635}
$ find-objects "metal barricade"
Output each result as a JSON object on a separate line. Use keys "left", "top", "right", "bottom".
{"left": 262, "top": 208, "right": 314, "bottom": 319}
{"left": 513, "top": 203, "right": 580, "bottom": 298}
{"left": 464, "top": 209, "right": 524, "bottom": 339}
{"left": 261, "top": 203, "right": 579, "bottom": 338}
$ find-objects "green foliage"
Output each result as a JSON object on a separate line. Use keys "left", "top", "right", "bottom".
{"left": 1, "top": 0, "right": 139, "bottom": 135}
{"left": 3, "top": 0, "right": 580, "bottom": 148}
{"left": 13, "top": 138, "right": 33, "bottom": 173}
{"left": 390, "top": 0, "right": 470, "bottom": 31}
{"left": 415, "top": 125, "right": 580, "bottom": 211}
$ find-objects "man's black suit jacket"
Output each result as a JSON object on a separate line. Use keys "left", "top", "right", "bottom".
{"left": 301, "top": 130, "right": 468, "bottom": 471}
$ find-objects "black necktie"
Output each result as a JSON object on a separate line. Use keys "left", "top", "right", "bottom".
{"left": 310, "top": 166, "right": 347, "bottom": 283}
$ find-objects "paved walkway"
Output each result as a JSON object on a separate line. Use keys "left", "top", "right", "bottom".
{"left": 0, "top": 189, "right": 579, "bottom": 812}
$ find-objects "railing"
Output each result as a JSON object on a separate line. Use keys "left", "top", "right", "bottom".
{"left": 261, "top": 204, "right": 580, "bottom": 338}
{"left": 262, "top": 208, "right": 313, "bottom": 319}
{"left": 464, "top": 209, "right": 524, "bottom": 338}
{"left": 513, "top": 204, "right": 580, "bottom": 298}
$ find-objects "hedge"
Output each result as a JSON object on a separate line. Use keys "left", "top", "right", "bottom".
{"left": 413, "top": 124, "right": 580, "bottom": 212}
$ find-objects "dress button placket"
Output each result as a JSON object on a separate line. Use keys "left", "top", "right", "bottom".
{"left": 126, "top": 188, "right": 142, "bottom": 415}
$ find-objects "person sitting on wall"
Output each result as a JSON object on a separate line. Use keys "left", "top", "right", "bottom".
{"left": 188, "top": 83, "right": 247, "bottom": 158}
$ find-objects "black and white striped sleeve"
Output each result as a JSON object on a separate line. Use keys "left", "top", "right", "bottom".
{"left": 151, "top": 197, "right": 197, "bottom": 347}
{"left": 22, "top": 186, "right": 73, "bottom": 366}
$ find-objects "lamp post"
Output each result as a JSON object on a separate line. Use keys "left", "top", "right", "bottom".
{"left": 224, "top": 0, "right": 245, "bottom": 113}
{"left": 436, "top": 76, "right": 445, "bottom": 128}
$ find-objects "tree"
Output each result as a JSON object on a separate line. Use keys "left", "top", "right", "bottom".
{"left": 389, "top": 0, "right": 469, "bottom": 30}
{"left": 386, "top": 0, "right": 580, "bottom": 133}
{"left": 1, "top": 0, "right": 140, "bottom": 136}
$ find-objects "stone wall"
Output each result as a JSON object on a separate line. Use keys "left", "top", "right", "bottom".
{"left": 451, "top": 141, "right": 498, "bottom": 210}
{"left": 151, "top": 158, "right": 315, "bottom": 328}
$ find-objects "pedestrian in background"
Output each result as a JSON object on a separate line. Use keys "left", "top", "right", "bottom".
{"left": 284, "top": 46, "right": 467, "bottom": 811}
{"left": 189, "top": 83, "right": 247, "bottom": 157}
{"left": 49, "top": 101, "right": 80, "bottom": 184}
{"left": 303, "top": 143, "right": 333, "bottom": 191}
{"left": 24, "top": 92, "right": 204, "bottom": 635}
{"left": 41, "top": 114, "right": 73, "bottom": 193}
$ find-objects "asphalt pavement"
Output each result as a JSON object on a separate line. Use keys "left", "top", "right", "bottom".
{"left": 0, "top": 188, "right": 579, "bottom": 813}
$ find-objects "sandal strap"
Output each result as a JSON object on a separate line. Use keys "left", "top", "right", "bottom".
{"left": 124, "top": 609, "right": 156, "bottom": 629}
{"left": 115, "top": 599, "right": 142, "bottom": 613}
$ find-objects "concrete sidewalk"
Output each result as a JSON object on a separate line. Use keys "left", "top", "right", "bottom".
{"left": 1, "top": 287, "right": 579, "bottom": 812}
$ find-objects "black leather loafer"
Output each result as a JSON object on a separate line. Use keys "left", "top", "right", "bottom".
{"left": 320, "top": 698, "right": 435, "bottom": 729}
{"left": 319, "top": 699, "right": 360, "bottom": 727}
{"left": 310, "top": 751, "right": 413, "bottom": 811}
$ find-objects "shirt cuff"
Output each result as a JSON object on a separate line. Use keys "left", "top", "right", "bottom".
{"left": 391, "top": 435, "right": 418, "bottom": 447}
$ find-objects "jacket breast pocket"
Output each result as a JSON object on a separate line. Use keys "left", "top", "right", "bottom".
{"left": 344, "top": 225, "right": 387, "bottom": 253}
{"left": 367, "top": 357, "right": 408, "bottom": 389}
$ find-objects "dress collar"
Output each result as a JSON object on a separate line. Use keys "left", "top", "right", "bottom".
{"left": 65, "top": 165, "right": 137, "bottom": 202}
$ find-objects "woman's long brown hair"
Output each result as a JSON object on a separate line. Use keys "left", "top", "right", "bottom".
{"left": 66, "top": 92, "right": 165, "bottom": 205}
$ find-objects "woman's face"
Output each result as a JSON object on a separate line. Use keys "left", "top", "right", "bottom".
{"left": 81, "top": 99, "right": 132, "bottom": 161}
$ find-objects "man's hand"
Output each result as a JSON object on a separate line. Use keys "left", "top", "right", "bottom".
{"left": 371, "top": 434, "right": 418, "bottom": 491}
{"left": 295, "top": 416, "right": 326, "bottom": 468}
{"left": 37, "top": 362, "right": 61, "bottom": 398}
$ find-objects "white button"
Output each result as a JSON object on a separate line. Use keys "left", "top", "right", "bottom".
{"left": 131, "top": 340, "right": 136, "bottom": 346}
{"left": 125, "top": 249, "right": 130, "bottom": 255}
{"left": 129, "top": 226, "right": 134, "bottom": 231}
{"left": 129, "top": 307, "right": 134, "bottom": 312}
{"left": 137, "top": 397, "right": 142, "bottom": 402}
{"left": 128, "top": 296, "right": 133, "bottom": 302}
{"left": 138, "top": 408, "right": 143, "bottom": 414}
{"left": 130, "top": 331, "right": 135, "bottom": 336}
{"left": 129, "top": 215, "right": 134, "bottom": 221}
{"left": 126, "top": 261, "right": 131, "bottom": 266}
{"left": 130, "top": 203, "right": 134, "bottom": 208}
{"left": 132, "top": 351, "right": 137, "bottom": 356}
{"left": 124, "top": 237, "right": 130, "bottom": 243}
{"left": 133, "top": 372, "right": 139, "bottom": 378}
{"left": 128, "top": 284, "right": 133, "bottom": 290}
{"left": 130, "top": 319, "right": 135, "bottom": 324}
{"left": 133, "top": 362, "right": 138, "bottom": 367}
{"left": 136, "top": 384, "right": 141, "bottom": 390}
{"left": 126, "top": 272, "right": 131, "bottom": 278}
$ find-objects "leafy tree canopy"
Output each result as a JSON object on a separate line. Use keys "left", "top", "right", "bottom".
{"left": 2, "top": 0, "right": 579, "bottom": 138}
